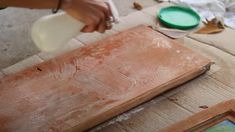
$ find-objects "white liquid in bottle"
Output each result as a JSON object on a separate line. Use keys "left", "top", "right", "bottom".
{"left": 31, "top": 12, "right": 84, "bottom": 52}
{"left": 31, "top": 0, "right": 119, "bottom": 52}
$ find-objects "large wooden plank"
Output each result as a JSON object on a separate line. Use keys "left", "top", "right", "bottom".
{"left": 210, "top": 68, "right": 235, "bottom": 88}
{"left": 93, "top": 124, "right": 126, "bottom": 132}
{"left": 0, "top": 25, "right": 210, "bottom": 132}
{"left": 91, "top": 96, "right": 167, "bottom": 131}
{"left": 189, "top": 28, "right": 235, "bottom": 56}
{"left": 166, "top": 75, "right": 235, "bottom": 112}
{"left": 117, "top": 99, "right": 192, "bottom": 132}
{"left": 182, "top": 37, "right": 235, "bottom": 89}
{"left": 95, "top": 97, "right": 192, "bottom": 132}
{"left": 163, "top": 37, "right": 235, "bottom": 113}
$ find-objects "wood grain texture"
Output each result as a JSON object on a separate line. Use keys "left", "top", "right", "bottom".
{"left": 89, "top": 95, "right": 167, "bottom": 131}
{"left": 160, "top": 99, "right": 235, "bottom": 132}
{"left": 0, "top": 25, "right": 211, "bottom": 132}
{"left": 166, "top": 75, "right": 235, "bottom": 113}
{"left": 189, "top": 28, "right": 235, "bottom": 56}
{"left": 181, "top": 37, "right": 235, "bottom": 90}
{"left": 94, "top": 97, "right": 192, "bottom": 132}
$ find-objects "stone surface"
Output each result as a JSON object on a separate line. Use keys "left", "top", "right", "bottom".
{"left": 0, "top": 8, "right": 50, "bottom": 69}
{"left": 2, "top": 55, "right": 44, "bottom": 75}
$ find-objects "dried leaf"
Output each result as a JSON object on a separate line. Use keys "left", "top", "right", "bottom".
{"left": 196, "top": 18, "right": 225, "bottom": 34}
{"left": 133, "top": 2, "right": 143, "bottom": 10}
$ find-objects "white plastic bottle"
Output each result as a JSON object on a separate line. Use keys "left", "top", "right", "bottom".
{"left": 31, "top": 0, "right": 119, "bottom": 52}
{"left": 31, "top": 12, "right": 84, "bottom": 52}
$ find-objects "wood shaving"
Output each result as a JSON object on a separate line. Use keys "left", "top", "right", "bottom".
{"left": 156, "top": 0, "right": 164, "bottom": 3}
{"left": 199, "top": 105, "right": 209, "bottom": 109}
{"left": 168, "top": 98, "right": 178, "bottom": 102}
{"left": 196, "top": 18, "right": 225, "bottom": 34}
{"left": 133, "top": 2, "right": 143, "bottom": 10}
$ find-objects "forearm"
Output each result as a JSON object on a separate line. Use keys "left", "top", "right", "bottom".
{"left": 0, "top": 0, "right": 58, "bottom": 9}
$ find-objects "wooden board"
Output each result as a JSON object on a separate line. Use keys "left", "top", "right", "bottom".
{"left": 160, "top": 99, "right": 235, "bottom": 132}
{"left": 0, "top": 25, "right": 211, "bottom": 132}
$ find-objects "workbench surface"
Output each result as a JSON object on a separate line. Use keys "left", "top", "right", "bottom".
{"left": 1, "top": 3, "right": 235, "bottom": 132}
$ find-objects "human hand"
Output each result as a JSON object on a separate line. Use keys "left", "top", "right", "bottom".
{"left": 62, "top": 0, "right": 113, "bottom": 33}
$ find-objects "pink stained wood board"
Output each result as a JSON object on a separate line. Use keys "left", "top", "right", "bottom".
{"left": 0, "top": 25, "right": 212, "bottom": 132}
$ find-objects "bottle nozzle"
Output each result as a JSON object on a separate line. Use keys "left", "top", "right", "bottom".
{"left": 105, "top": 0, "right": 120, "bottom": 23}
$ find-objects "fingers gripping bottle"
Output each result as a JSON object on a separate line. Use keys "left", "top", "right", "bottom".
{"left": 31, "top": 0, "right": 119, "bottom": 52}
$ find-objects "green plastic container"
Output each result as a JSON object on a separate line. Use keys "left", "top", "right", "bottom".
{"left": 158, "top": 6, "right": 201, "bottom": 30}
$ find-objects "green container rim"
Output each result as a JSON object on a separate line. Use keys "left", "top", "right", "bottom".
{"left": 157, "top": 6, "right": 201, "bottom": 30}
